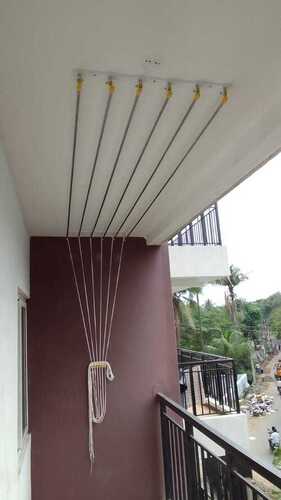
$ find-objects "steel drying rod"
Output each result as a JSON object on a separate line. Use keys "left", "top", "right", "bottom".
{"left": 126, "top": 88, "right": 228, "bottom": 237}
{"left": 114, "top": 85, "right": 201, "bottom": 237}
{"left": 66, "top": 74, "right": 83, "bottom": 237}
{"left": 103, "top": 83, "right": 173, "bottom": 237}
{"left": 90, "top": 80, "right": 143, "bottom": 237}
{"left": 78, "top": 79, "right": 115, "bottom": 236}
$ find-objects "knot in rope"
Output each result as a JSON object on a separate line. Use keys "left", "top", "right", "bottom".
{"left": 89, "top": 360, "right": 114, "bottom": 381}
{"left": 88, "top": 360, "right": 114, "bottom": 465}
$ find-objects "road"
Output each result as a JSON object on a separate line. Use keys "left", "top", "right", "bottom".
{"left": 247, "top": 353, "right": 281, "bottom": 468}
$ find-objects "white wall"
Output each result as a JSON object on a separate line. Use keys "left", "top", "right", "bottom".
{"left": 0, "top": 144, "right": 30, "bottom": 500}
{"left": 195, "top": 413, "right": 249, "bottom": 457}
{"left": 169, "top": 245, "right": 229, "bottom": 292}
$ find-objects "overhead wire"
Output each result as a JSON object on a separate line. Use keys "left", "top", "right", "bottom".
{"left": 126, "top": 88, "right": 228, "bottom": 237}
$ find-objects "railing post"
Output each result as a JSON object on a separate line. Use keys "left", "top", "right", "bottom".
{"left": 232, "top": 361, "right": 240, "bottom": 413}
{"left": 189, "top": 366, "right": 197, "bottom": 415}
{"left": 214, "top": 203, "right": 222, "bottom": 245}
{"left": 225, "top": 451, "right": 237, "bottom": 500}
{"left": 160, "top": 401, "right": 173, "bottom": 500}
{"left": 183, "top": 418, "right": 199, "bottom": 499}
{"left": 189, "top": 224, "right": 194, "bottom": 245}
{"left": 177, "top": 231, "right": 183, "bottom": 246}
{"left": 201, "top": 212, "right": 207, "bottom": 246}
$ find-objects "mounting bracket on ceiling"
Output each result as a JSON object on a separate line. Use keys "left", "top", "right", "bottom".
{"left": 143, "top": 57, "right": 161, "bottom": 67}
{"left": 75, "top": 68, "right": 231, "bottom": 89}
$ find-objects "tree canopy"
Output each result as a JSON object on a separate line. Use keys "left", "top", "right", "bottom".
{"left": 175, "top": 265, "right": 281, "bottom": 381}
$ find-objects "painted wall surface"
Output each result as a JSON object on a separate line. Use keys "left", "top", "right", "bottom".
{"left": 18, "top": 437, "right": 31, "bottom": 500}
{"left": 169, "top": 245, "right": 228, "bottom": 291}
{"left": 28, "top": 237, "right": 178, "bottom": 500}
{"left": 0, "top": 144, "right": 30, "bottom": 500}
{"left": 195, "top": 413, "right": 249, "bottom": 457}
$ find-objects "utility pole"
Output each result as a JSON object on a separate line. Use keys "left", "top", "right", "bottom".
{"left": 249, "top": 340, "right": 256, "bottom": 385}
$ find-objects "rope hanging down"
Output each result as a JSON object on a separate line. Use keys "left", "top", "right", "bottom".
{"left": 67, "top": 236, "right": 125, "bottom": 465}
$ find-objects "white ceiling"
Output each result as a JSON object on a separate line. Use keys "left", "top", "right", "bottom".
{"left": 1, "top": 0, "right": 281, "bottom": 243}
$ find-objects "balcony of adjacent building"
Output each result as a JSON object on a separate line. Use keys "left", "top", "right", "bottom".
{"left": 168, "top": 204, "right": 229, "bottom": 292}
{"left": 157, "top": 348, "right": 281, "bottom": 499}
{"left": 158, "top": 391, "right": 281, "bottom": 499}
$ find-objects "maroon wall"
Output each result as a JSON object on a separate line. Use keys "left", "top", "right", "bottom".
{"left": 28, "top": 237, "right": 179, "bottom": 500}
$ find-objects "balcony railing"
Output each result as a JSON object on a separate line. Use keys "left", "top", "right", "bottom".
{"left": 169, "top": 203, "right": 222, "bottom": 246}
{"left": 159, "top": 393, "right": 281, "bottom": 500}
{"left": 178, "top": 348, "right": 240, "bottom": 416}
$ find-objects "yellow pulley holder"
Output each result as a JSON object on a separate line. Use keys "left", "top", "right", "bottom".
{"left": 107, "top": 79, "right": 115, "bottom": 94}
{"left": 166, "top": 82, "right": 173, "bottom": 99}
{"left": 193, "top": 84, "right": 201, "bottom": 102}
{"left": 76, "top": 74, "right": 84, "bottom": 95}
{"left": 221, "top": 87, "right": 228, "bottom": 104}
{"left": 136, "top": 80, "right": 143, "bottom": 96}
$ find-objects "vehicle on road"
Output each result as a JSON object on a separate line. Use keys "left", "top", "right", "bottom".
{"left": 268, "top": 427, "right": 280, "bottom": 452}
{"left": 274, "top": 360, "right": 281, "bottom": 380}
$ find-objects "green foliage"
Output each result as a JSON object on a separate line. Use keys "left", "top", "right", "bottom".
{"left": 255, "top": 292, "right": 281, "bottom": 320}
{"left": 272, "top": 491, "right": 281, "bottom": 500}
{"left": 216, "top": 265, "right": 248, "bottom": 301}
{"left": 273, "top": 447, "right": 281, "bottom": 469}
{"left": 270, "top": 307, "right": 281, "bottom": 339}
{"left": 175, "top": 274, "right": 281, "bottom": 382}
{"left": 178, "top": 296, "right": 252, "bottom": 376}
{"left": 241, "top": 303, "right": 261, "bottom": 340}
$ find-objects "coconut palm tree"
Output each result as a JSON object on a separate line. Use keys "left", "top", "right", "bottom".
{"left": 216, "top": 265, "right": 248, "bottom": 323}
{"left": 187, "top": 287, "right": 204, "bottom": 347}
{"left": 205, "top": 330, "right": 252, "bottom": 376}
{"left": 172, "top": 292, "right": 195, "bottom": 345}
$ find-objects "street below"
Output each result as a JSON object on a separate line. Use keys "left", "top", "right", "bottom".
{"left": 247, "top": 353, "right": 281, "bottom": 469}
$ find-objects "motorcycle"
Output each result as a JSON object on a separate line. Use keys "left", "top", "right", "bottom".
{"left": 268, "top": 429, "right": 280, "bottom": 452}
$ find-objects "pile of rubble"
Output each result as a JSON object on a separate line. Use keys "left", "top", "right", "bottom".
{"left": 240, "top": 393, "right": 275, "bottom": 417}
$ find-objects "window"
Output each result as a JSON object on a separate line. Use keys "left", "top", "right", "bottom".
{"left": 18, "top": 295, "right": 28, "bottom": 452}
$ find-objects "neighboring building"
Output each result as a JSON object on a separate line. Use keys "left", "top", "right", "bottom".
{"left": 1, "top": 2, "right": 281, "bottom": 500}
{"left": 169, "top": 203, "right": 229, "bottom": 291}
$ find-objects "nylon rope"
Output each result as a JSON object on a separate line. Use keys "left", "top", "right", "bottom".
{"left": 89, "top": 238, "right": 97, "bottom": 350}
{"left": 102, "top": 237, "right": 114, "bottom": 360}
{"left": 78, "top": 237, "right": 95, "bottom": 359}
{"left": 67, "top": 238, "right": 93, "bottom": 361}
{"left": 104, "top": 237, "right": 126, "bottom": 359}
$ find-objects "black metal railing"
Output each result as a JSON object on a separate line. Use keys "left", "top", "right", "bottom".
{"left": 159, "top": 393, "right": 281, "bottom": 500}
{"left": 178, "top": 349, "right": 240, "bottom": 416}
{"left": 169, "top": 204, "right": 222, "bottom": 246}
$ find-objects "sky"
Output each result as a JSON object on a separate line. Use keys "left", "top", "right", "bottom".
{"left": 203, "top": 153, "right": 281, "bottom": 305}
